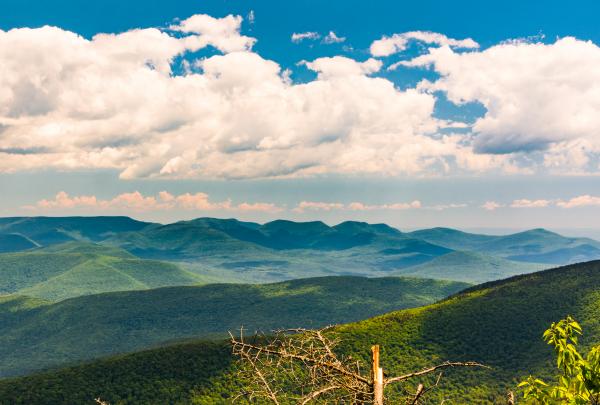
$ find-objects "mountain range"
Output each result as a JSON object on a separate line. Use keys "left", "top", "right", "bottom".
{"left": 2, "top": 216, "right": 599, "bottom": 287}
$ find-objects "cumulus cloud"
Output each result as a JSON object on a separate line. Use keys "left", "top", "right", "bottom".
{"left": 27, "top": 191, "right": 283, "bottom": 213}
{"left": 292, "top": 200, "right": 422, "bottom": 213}
{"left": 0, "top": 18, "right": 496, "bottom": 180}
{"left": 292, "top": 201, "right": 345, "bottom": 213}
{"left": 348, "top": 201, "right": 422, "bottom": 211}
{"left": 3, "top": 17, "right": 599, "bottom": 180}
{"left": 556, "top": 195, "right": 600, "bottom": 208}
{"left": 370, "top": 31, "right": 478, "bottom": 57}
{"left": 169, "top": 14, "right": 256, "bottom": 53}
{"left": 426, "top": 203, "right": 468, "bottom": 211}
{"left": 322, "top": 31, "right": 346, "bottom": 44}
{"left": 510, "top": 199, "right": 551, "bottom": 208}
{"left": 482, "top": 201, "right": 503, "bottom": 211}
{"left": 291, "top": 31, "right": 321, "bottom": 43}
{"left": 402, "top": 37, "right": 600, "bottom": 171}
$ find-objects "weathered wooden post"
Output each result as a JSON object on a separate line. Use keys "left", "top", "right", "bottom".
{"left": 371, "top": 345, "right": 384, "bottom": 405}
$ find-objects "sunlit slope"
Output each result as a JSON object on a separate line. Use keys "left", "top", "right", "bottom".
{"left": 392, "top": 250, "right": 546, "bottom": 283}
{"left": 0, "top": 242, "right": 202, "bottom": 300}
{"left": 0, "top": 276, "right": 468, "bottom": 377}
{"left": 1, "top": 261, "right": 597, "bottom": 404}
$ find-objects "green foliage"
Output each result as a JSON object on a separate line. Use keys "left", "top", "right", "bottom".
{"left": 519, "top": 316, "right": 600, "bottom": 404}
{"left": 0, "top": 276, "right": 467, "bottom": 377}
{"left": 0, "top": 242, "right": 203, "bottom": 300}
{"left": 1, "top": 261, "right": 600, "bottom": 403}
{"left": 392, "top": 251, "right": 546, "bottom": 284}
{"left": 0, "top": 340, "right": 235, "bottom": 405}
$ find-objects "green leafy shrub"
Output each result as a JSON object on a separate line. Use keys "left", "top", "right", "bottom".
{"left": 519, "top": 316, "right": 600, "bottom": 404}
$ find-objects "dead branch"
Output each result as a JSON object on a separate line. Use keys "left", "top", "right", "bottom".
{"left": 384, "top": 361, "right": 489, "bottom": 386}
{"left": 230, "top": 327, "right": 487, "bottom": 404}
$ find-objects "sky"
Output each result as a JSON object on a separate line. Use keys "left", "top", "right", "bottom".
{"left": 2, "top": 0, "right": 600, "bottom": 233}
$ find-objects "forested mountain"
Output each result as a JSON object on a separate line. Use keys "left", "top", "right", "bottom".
{"left": 2, "top": 260, "right": 598, "bottom": 403}
{"left": 0, "top": 242, "right": 202, "bottom": 300}
{"left": 0, "top": 276, "right": 468, "bottom": 377}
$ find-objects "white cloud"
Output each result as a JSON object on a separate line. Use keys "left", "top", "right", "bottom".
{"left": 302, "top": 56, "right": 382, "bottom": 78}
{"left": 27, "top": 191, "right": 283, "bottom": 213}
{"left": 482, "top": 201, "right": 503, "bottom": 211}
{"left": 292, "top": 201, "right": 345, "bottom": 213}
{"left": 510, "top": 199, "right": 551, "bottom": 208}
{"left": 5, "top": 19, "right": 597, "bottom": 180}
{"left": 370, "top": 31, "right": 478, "bottom": 57}
{"left": 426, "top": 203, "right": 468, "bottom": 211}
{"left": 322, "top": 31, "right": 346, "bottom": 44}
{"left": 557, "top": 195, "right": 600, "bottom": 208}
{"left": 1, "top": 19, "right": 495, "bottom": 180}
{"left": 169, "top": 14, "right": 255, "bottom": 53}
{"left": 292, "top": 200, "right": 421, "bottom": 212}
{"left": 291, "top": 31, "right": 320, "bottom": 43}
{"left": 347, "top": 201, "right": 421, "bottom": 211}
{"left": 402, "top": 37, "right": 600, "bottom": 172}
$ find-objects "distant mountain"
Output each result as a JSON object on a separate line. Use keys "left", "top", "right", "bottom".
{"left": 0, "top": 233, "right": 38, "bottom": 253}
{"left": 3, "top": 261, "right": 598, "bottom": 403}
{"left": 392, "top": 251, "right": 546, "bottom": 283}
{"left": 407, "top": 227, "right": 497, "bottom": 250}
{"left": 103, "top": 218, "right": 456, "bottom": 281}
{"left": 3, "top": 216, "right": 597, "bottom": 284}
{"left": 408, "top": 227, "right": 600, "bottom": 265}
{"left": 0, "top": 216, "right": 152, "bottom": 247}
{"left": 106, "top": 218, "right": 417, "bottom": 256}
{"left": 0, "top": 276, "right": 469, "bottom": 377}
{"left": 0, "top": 242, "right": 202, "bottom": 300}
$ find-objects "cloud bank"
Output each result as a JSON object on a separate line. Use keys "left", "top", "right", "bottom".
{"left": 29, "top": 191, "right": 283, "bottom": 213}
{"left": 1, "top": 15, "right": 600, "bottom": 180}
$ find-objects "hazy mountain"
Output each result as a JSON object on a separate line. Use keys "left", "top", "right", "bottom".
{"left": 0, "top": 233, "right": 38, "bottom": 253}
{"left": 3, "top": 216, "right": 598, "bottom": 285}
{"left": 0, "top": 216, "right": 152, "bottom": 247}
{"left": 408, "top": 227, "right": 600, "bottom": 265}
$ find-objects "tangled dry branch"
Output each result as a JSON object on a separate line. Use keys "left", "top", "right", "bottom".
{"left": 230, "top": 326, "right": 487, "bottom": 404}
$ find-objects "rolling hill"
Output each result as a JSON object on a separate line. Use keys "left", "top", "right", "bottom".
{"left": 391, "top": 251, "right": 546, "bottom": 283}
{"left": 0, "top": 242, "right": 202, "bottom": 300}
{"left": 0, "top": 216, "right": 152, "bottom": 248}
{"left": 1, "top": 261, "right": 598, "bottom": 403}
{"left": 0, "top": 276, "right": 469, "bottom": 377}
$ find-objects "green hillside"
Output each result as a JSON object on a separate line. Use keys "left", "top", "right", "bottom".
{"left": 1, "top": 261, "right": 598, "bottom": 403}
{"left": 0, "top": 276, "right": 468, "bottom": 377}
{"left": 392, "top": 251, "right": 546, "bottom": 283}
{"left": 0, "top": 242, "right": 202, "bottom": 301}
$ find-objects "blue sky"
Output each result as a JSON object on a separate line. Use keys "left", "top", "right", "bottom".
{"left": 2, "top": 0, "right": 600, "bottom": 232}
